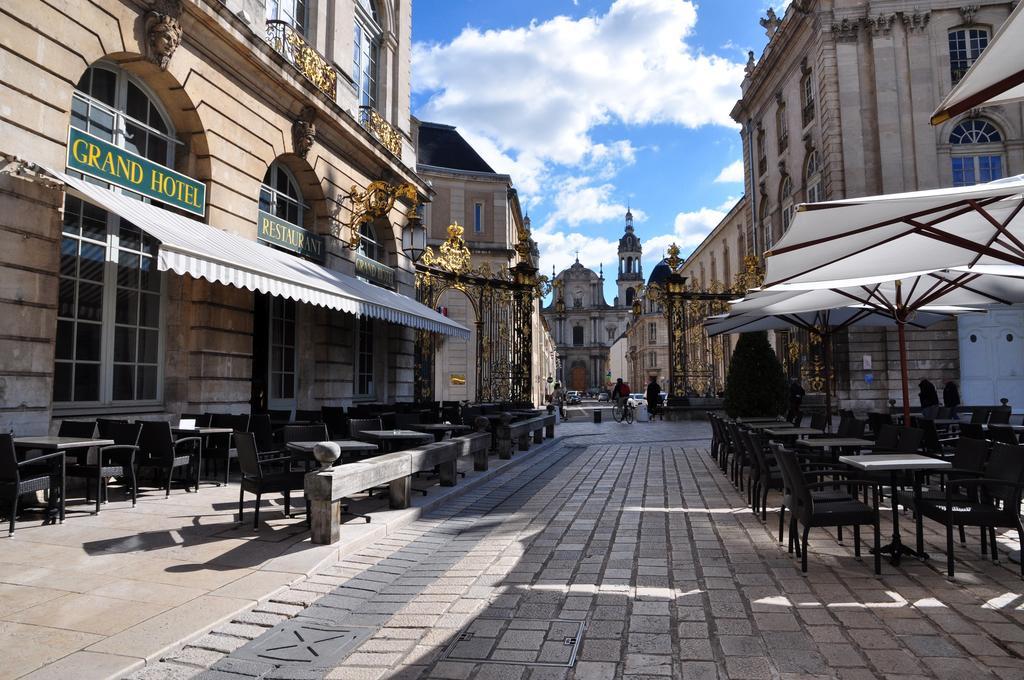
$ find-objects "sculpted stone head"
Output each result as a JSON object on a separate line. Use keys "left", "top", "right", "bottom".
{"left": 146, "top": 13, "right": 182, "bottom": 70}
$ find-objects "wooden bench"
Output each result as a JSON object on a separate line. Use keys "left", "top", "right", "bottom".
{"left": 305, "top": 428, "right": 493, "bottom": 544}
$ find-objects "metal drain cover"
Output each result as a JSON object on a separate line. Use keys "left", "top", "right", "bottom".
{"left": 440, "top": 618, "right": 585, "bottom": 668}
{"left": 234, "top": 620, "right": 374, "bottom": 666}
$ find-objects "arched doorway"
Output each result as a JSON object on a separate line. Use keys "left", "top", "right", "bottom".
{"left": 569, "top": 360, "right": 588, "bottom": 392}
{"left": 434, "top": 288, "right": 477, "bottom": 401}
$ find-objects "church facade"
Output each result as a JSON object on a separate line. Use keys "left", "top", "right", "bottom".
{"left": 541, "top": 212, "right": 642, "bottom": 392}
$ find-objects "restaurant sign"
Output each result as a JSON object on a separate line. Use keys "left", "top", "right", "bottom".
{"left": 258, "top": 210, "right": 325, "bottom": 263}
{"left": 355, "top": 253, "right": 396, "bottom": 289}
{"left": 66, "top": 127, "right": 206, "bottom": 217}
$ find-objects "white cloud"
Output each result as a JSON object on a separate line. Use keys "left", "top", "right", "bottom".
{"left": 641, "top": 204, "right": 733, "bottom": 264}
{"left": 714, "top": 159, "right": 744, "bottom": 184}
{"left": 413, "top": 0, "right": 745, "bottom": 199}
{"left": 542, "top": 176, "right": 645, "bottom": 229}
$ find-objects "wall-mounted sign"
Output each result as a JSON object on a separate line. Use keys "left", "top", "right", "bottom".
{"left": 258, "top": 210, "right": 325, "bottom": 263}
{"left": 66, "top": 127, "right": 206, "bottom": 217}
{"left": 355, "top": 253, "right": 396, "bottom": 289}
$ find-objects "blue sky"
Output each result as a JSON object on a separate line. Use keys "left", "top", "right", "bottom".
{"left": 411, "top": 0, "right": 783, "bottom": 301}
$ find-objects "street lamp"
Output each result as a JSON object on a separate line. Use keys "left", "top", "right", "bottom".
{"left": 401, "top": 208, "right": 427, "bottom": 262}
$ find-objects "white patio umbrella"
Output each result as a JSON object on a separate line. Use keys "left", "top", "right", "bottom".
{"left": 730, "top": 270, "right": 1024, "bottom": 424}
{"left": 762, "top": 176, "right": 1024, "bottom": 290}
{"left": 932, "top": 3, "right": 1024, "bottom": 124}
{"left": 706, "top": 306, "right": 954, "bottom": 429}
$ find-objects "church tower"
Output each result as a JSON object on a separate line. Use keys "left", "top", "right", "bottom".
{"left": 616, "top": 207, "right": 642, "bottom": 308}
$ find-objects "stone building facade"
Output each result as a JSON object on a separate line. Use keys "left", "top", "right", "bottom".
{"left": 541, "top": 214, "right": 639, "bottom": 392}
{"left": 414, "top": 121, "right": 554, "bottom": 405}
{"left": 728, "top": 0, "right": 1024, "bottom": 410}
{"left": 0, "top": 0, "right": 468, "bottom": 433}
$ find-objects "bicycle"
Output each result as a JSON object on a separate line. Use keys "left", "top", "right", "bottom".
{"left": 612, "top": 400, "right": 635, "bottom": 424}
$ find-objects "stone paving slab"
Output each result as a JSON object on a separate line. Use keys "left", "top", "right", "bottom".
{"left": 188, "top": 419, "right": 1024, "bottom": 679}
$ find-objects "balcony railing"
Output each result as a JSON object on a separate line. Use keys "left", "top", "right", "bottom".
{"left": 359, "top": 106, "right": 402, "bottom": 157}
{"left": 802, "top": 101, "right": 816, "bottom": 128}
{"left": 266, "top": 20, "right": 337, "bottom": 100}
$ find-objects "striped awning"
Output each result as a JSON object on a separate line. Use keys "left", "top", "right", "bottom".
{"left": 49, "top": 168, "right": 469, "bottom": 339}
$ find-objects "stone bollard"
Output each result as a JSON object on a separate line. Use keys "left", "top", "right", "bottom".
{"left": 545, "top": 414, "right": 555, "bottom": 439}
{"left": 474, "top": 416, "right": 491, "bottom": 471}
{"left": 497, "top": 412, "right": 514, "bottom": 460}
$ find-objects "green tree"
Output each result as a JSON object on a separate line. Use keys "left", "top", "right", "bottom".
{"left": 723, "top": 331, "right": 787, "bottom": 418}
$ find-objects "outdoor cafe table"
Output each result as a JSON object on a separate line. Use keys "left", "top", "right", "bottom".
{"left": 981, "top": 424, "right": 1024, "bottom": 433}
{"left": 13, "top": 437, "right": 115, "bottom": 523}
{"left": 286, "top": 440, "right": 379, "bottom": 465}
{"left": 738, "top": 417, "right": 787, "bottom": 424}
{"left": 173, "top": 426, "right": 234, "bottom": 489}
{"left": 412, "top": 423, "right": 473, "bottom": 443}
{"left": 356, "top": 429, "right": 433, "bottom": 454}
{"left": 838, "top": 453, "right": 952, "bottom": 565}
{"left": 795, "top": 437, "right": 875, "bottom": 463}
{"left": 763, "top": 427, "right": 824, "bottom": 439}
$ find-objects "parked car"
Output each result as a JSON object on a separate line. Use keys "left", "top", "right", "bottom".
{"left": 597, "top": 392, "right": 610, "bottom": 402}
{"left": 566, "top": 390, "right": 582, "bottom": 405}
{"left": 627, "top": 393, "right": 647, "bottom": 407}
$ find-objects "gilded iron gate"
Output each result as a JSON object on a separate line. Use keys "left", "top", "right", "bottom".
{"left": 414, "top": 224, "right": 546, "bottom": 404}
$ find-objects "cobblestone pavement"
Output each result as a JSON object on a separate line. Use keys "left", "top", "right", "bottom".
{"left": 150, "top": 420, "right": 1024, "bottom": 680}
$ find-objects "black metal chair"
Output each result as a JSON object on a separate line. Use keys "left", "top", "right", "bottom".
{"left": 1, "top": 433, "right": 57, "bottom": 536}
{"left": 989, "top": 407, "right": 1012, "bottom": 425}
{"left": 913, "top": 443, "right": 1024, "bottom": 578}
{"left": 743, "top": 430, "right": 783, "bottom": 521}
{"left": 969, "top": 408, "right": 992, "bottom": 425}
{"left": 394, "top": 413, "right": 421, "bottom": 429}
{"left": 137, "top": 422, "right": 200, "bottom": 497}
{"left": 988, "top": 424, "right": 1019, "bottom": 447}
{"left": 348, "top": 418, "right": 382, "bottom": 439}
{"left": 873, "top": 424, "right": 901, "bottom": 451}
{"left": 235, "top": 432, "right": 305, "bottom": 529}
{"left": 249, "top": 413, "right": 285, "bottom": 458}
{"left": 910, "top": 436, "right": 989, "bottom": 553}
{"left": 321, "top": 407, "right": 348, "bottom": 439}
{"left": 294, "top": 409, "right": 322, "bottom": 424}
{"left": 775, "top": 445, "right": 881, "bottom": 574}
{"left": 66, "top": 420, "right": 141, "bottom": 514}
{"left": 182, "top": 413, "right": 212, "bottom": 427}
{"left": 282, "top": 424, "right": 329, "bottom": 444}
{"left": 57, "top": 420, "right": 96, "bottom": 438}
{"left": 960, "top": 423, "right": 985, "bottom": 440}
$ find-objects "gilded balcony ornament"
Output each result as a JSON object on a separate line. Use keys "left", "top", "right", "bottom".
{"left": 359, "top": 107, "right": 403, "bottom": 157}
{"left": 343, "top": 180, "right": 420, "bottom": 250}
{"left": 266, "top": 20, "right": 338, "bottom": 99}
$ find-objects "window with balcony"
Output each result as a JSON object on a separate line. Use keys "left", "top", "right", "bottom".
{"left": 800, "top": 70, "right": 815, "bottom": 127}
{"left": 776, "top": 100, "right": 789, "bottom": 152}
{"left": 58, "top": 65, "right": 174, "bottom": 406}
{"left": 949, "top": 28, "right": 989, "bottom": 85}
{"left": 354, "top": 0, "right": 381, "bottom": 110}
{"left": 950, "top": 119, "right": 1004, "bottom": 187}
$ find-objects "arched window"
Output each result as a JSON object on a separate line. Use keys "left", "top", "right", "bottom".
{"left": 759, "top": 197, "right": 773, "bottom": 251}
{"left": 359, "top": 221, "right": 386, "bottom": 263}
{"left": 58, "top": 64, "right": 177, "bottom": 405}
{"left": 950, "top": 119, "right": 1004, "bottom": 186}
{"left": 780, "top": 176, "right": 795, "bottom": 234}
{"left": 723, "top": 244, "right": 731, "bottom": 284}
{"left": 354, "top": 0, "right": 382, "bottom": 110}
{"left": 259, "top": 162, "right": 306, "bottom": 227}
{"left": 804, "top": 150, "right": 822, "bottom": 204}
{"left": 949, "top": 28, "right": 989, "bottom": 85}
{"left": 625, "top": 287, "right": 635, "bottom": 306}
{"left": 266, "top": 0, "right": 308, "bottom": 36}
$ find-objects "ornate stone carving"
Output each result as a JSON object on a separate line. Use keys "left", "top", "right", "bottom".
{"left": 902, "top": 11, "right": 931, "bottom": 32}
{"left": 144, "top": 0, "right": 183, "bottom": 71}
{"left": 291, "top": 107, "right": 316, "bottom": 159}
{"left": 760, "top": 8, "right": 782, "bottom": 38}
{"left": 864, "top": 13, "right": 896, "bottom": 36}
{"left": 830, "top": 16, "right": 861, "bottom": 41}
{"left": 959, "top": 5, "right": 980, "bottom": 25}
{"left": 744, "top": 50, "right": 756, "bottom": 77}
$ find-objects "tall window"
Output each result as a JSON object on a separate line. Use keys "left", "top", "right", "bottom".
{"left": 759, "top": 198, "right": 773, "bottom": 251}
{"left": 354, "top": 0, "right": 381, "bottom": 109}
{"left": 270, "top": 297, "right": 296, "bottom": 400}
{"left": 57, "top": 65, "right": 175, "bottom": 405}
{"left": 648, "top": 352, "right": 657, "bottom": 368}
{"left": 355, "top": 316, "right": 374, "bottom": 396}
{"left": 260, "top": 162, "right": 305, "bottom": 227}
{"left": 780, "top": 176, "right": 795, "bottom": 234}
{"left": 648, "top": 322, "right": 657, "bottom": 343}
{"left": 266, "top": 0, "right": 307, "bottom": 35}
{"left": 572, "top": 326, "right": 584, "bottom": 346}
{"left": 804, "top": 150, "right": 822, "bottom": 204}
{"left": 359, "top": 222, "right": 385, "bottom": 263}
{"left": 776, "top": 100, "right": 789, "bottom": 152}
{"left": 625, "top": 287, "right": 635, "bottom": 306}
{"left": 950, "top": 119, "right": 1004, "bottom": 187}
{"left": 949, "top": 28, "right": 989, "bottom": 85}
{"left": 473, "top": 202, "right": 483, "bottom": 233}
{"left": 723, "top": 245, "right": 731, "bottom": 284}
{"left": 800, "top": 69, "right": 815, "bottom": 127}
{"left": 756, "top": 124, "right": 767, "bottom": 176}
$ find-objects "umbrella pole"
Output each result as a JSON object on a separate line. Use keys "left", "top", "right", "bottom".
{"left": 823, "top": 332, "right": 833, "bottom": 433}
{"left": 897, "top": 318, "right": 912, "bottom": 428}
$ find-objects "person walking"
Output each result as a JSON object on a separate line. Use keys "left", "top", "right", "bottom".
{"left": 943, "top": 379, "right": 961, "bottom": 414}
{"left": 646, "top": 377, "right": 662, "bottom": 421}
{"left": 552, "top": 382, "right": 566, "bottom": 420}
{"left": 919, "top": 378, "right": 940, "bottom": 418}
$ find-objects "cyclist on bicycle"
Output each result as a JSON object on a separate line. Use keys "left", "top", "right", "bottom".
{"left": 612, "top": 378, "right": 631, "bottom": 409}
